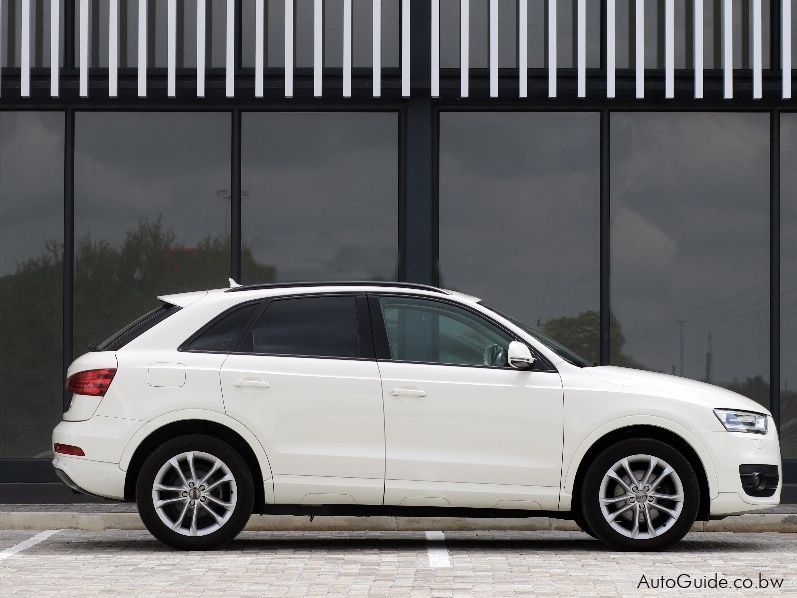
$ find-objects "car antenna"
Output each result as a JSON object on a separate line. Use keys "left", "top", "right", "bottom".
{"left": 228, "top": 278, "right": 242, "bottom": 288}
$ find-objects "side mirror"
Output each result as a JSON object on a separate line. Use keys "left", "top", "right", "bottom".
{"left": 508, "top": 341, "right": 535, "bottom": 370}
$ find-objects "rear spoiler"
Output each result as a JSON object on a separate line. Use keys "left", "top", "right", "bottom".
{"left": 156, "top": 290, "right": 209, "bottom": 308}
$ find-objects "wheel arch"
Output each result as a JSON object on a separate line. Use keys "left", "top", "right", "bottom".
{"left": 568, "top": 423, "right": 713, "bottom": 522}
{"left": 122, "top": 413, "right": 273, "bottom": 511}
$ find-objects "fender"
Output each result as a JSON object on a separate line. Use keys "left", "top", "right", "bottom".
{"left": 118, "top": 408, "right": 275, "bottom": 503}
{"left": 559, "top": 414, "right": 719, "bottom": 511}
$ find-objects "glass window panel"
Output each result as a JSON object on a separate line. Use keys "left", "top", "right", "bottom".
{"left": 780, "top": 114, "right": 797, "bottom": 459}
{"left": 187, "top": 302, "right": 260, "bottom": 352}
{"left": 247, "top": 296, "right": 360, "bottom": 358}
{"left": 379, "top": 296, "right": 512, "bottom": 367}
{"left": 74, "top": 113, "right": 231, "bottom": 354}
{"left": 0, "top": 112, "right": 63, "bottom": 458}
{"left": 439, "top": 112, "right": 600, "bottom": 364}
{"left": 2, "top": 0, "right": 64, "bottom": 67}
{"left": 241, "top": 112, "right": 398, "bottom": 283}
{"left": 611, "top": 113, "right": 769, "bottom": 407}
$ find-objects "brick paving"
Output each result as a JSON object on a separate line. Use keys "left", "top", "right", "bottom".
{"left": 0, "top": 530, "right": 795, "bottom": 596}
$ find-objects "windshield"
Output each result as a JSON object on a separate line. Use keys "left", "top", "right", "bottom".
{"left": 482, "top": 304, "right": 594, "bottom": 368}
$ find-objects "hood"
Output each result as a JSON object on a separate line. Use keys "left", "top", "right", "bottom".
{"left": 583, "top": 366, "right": 771, "bottom": 416}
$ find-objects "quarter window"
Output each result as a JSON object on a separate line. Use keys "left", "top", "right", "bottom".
{"left": 377, "top": 297, "right": 513, "bottom": 367}
{"left": 243, "top": 296, "right": 361, "bottom": 358}
{"left": 185, "top": 303, "right": 259, "bottom": 353}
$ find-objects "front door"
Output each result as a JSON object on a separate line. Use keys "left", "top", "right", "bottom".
{"left": 221, "top": 294, "right": 385, "bottom": 505}
{"left": 371, "top": 294, "right": 564, "bottom": 510}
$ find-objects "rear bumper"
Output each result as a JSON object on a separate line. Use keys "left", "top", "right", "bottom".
{"left": 52, "top": 454, "right": 125, "bottom": 500}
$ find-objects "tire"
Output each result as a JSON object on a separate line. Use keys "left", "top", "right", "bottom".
{"left": 572, "top": 514, "right": 598, "bottom": 539}
{"left": 136, "top": 434, "right": 254, "bottom": 550}
{"left": 580, "top": 438, "right": 700, "bottom": 551}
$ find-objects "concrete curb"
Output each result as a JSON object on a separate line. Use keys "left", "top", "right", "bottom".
{"left": 1, "top": 512, "right": 795, "bottom": 533}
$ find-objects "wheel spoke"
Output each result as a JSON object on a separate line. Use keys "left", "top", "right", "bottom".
{"left": 606, "top": 471, "right": 634, "bottom": 494}
{"left": 600, "top": 494, "right": 632, "bottom": 505}
{"left": 154, "top": 483, "right": 185, "bottom": 493}
{"left": 198, "top": 459, "right": 222, "bottom": 486}
{"left": 641, "top": 457, "right": 658, "bottom": 487}
{"left": 186, "top": 452, "right": 198, "bottom": 484}
{"left": 204, "top": 475, "right": 234, "bottom": 492}
{"left": 154, "top": 496, "right": 186, "bottom": 509}
{"left": 205, "top": 494, "right": 234, "bottom": 510}
{"left": 651, "top": 503, "right": 679, "bottom": 518}
{"left": 650, "top": 466, "right": 674, "bottom": 491}
{"left": 199, "top": 501, "right": 224, "bottom": 524}
{"left": 609, "top": 502, "right": 636, "bottom": 521}
{"left": 620, "top": 459, "right": 639, "bottom": 486}
{"left": 630, "top": 504, "right": 640, "bottom": 538}
{"left": 643, "top": 505, "right": 657, "bottom": 537}
{"left": 168, "top": 457, "right": 190, "bottom": 487}
{"left": 172, "top": 500, "right": 190, "bottom": 530}
{"left": 649, "top": 492, "right": 683, "bottom": 502}
{"left": 189, "top": 502, "right": 199, "bottom": 536}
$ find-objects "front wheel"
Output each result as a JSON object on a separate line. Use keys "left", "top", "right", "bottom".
{"left": 136, "top": 435, "right": 254, "bottom": 550}
{"left": 581, "top": 438, "right": 700, "bottom": 551}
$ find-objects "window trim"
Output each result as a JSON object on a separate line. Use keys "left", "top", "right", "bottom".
{"left": 367, "top": 292, "right": 557, "bottom": 372}
{"left": 181, "top": 292, "right": 376, "bottom": 361}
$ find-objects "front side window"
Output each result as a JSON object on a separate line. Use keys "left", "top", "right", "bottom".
{"left": 243, "top": 296, "right": 361, "bottom": 359}
{"left": 377, "top": 297, "right": 513, "bottom": 368}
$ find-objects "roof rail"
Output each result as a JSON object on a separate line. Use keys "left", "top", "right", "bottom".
{"left": 225, "top": 281, "right": 447, "bottom": 294}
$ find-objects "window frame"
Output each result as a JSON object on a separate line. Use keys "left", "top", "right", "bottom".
{"left": 180, "top": 292, "right": 376, "bottom": 360}
{"left": 367, "top": 293, "right": 556, "bottom": 372}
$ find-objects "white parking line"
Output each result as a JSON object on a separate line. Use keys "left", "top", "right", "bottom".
{"left": 425, "top": 530, "right": 451, "bottom": 568}
{"left": 0, "top": 530, "right": 61, "bottom": 562}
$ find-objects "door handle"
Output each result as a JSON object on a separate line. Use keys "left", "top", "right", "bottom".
{"left": 232, "top": 378, "right": 271, "bottom": 390}
{"left": 390, "top": 388, "right": 427, "bottom": 398}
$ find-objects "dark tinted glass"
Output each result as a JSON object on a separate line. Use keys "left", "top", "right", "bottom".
{"left": 246, "top": 296, "right": 360, "bottom": 358}
{"left": 379, "top": 297, "right": 512, "bottom": 367}
{"left": 99, "top": 303, "right": 181, "bottom": 351}
{"left": 438, "top": 112, "right": 600, "bottom": 364}
{"left": 187, "top": 303, "right": 259, "bottom": 352}
{"left": 241, "top": 112, "right": 398, "bottom": 283}
{"left": 0, "top": 112, "right": 63, "bottom": 458}
{"left": 74, "top": 112, "right": 231, "bottom": 355}
{"left": 780, "top": 115, "right": 797, "bottom": 459}
{"left": 611, "top": 113, "right": 769, "bottom": 407}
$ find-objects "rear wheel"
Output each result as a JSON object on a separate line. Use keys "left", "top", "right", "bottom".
{"left": 581, "top": 438, "right": 700, "bottom": 551}
{"left": 136, "top": 435, "right": 254, "bottom": 550}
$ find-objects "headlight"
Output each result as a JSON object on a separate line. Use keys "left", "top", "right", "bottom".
{"left": 713, "top": 409, "right": 768, "bottom": 434}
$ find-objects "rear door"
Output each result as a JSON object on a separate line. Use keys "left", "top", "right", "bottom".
{"left": 220, "top": 294, "right": 385, "bottom": 505}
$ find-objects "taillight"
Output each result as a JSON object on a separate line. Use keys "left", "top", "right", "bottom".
{"left": 66, "top": 368, "right": 117, "bottom": 397}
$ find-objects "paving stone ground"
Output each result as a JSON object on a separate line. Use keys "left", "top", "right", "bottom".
{"left": 0, "top": 530, "right": 795, "bottom": 597}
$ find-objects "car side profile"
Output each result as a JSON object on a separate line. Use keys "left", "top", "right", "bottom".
{"left": 52, "top": 282, "right": 781, "bottom": 550}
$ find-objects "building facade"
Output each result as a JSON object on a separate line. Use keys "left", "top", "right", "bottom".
{"left": 0, "top": 0, "right": 795, "bottom": 501}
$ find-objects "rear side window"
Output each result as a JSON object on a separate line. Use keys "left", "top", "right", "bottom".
{"left": 97, "top": 303, "right": 181, "bottom": 351}
{"left": 242, "top": 296, "right": 360, "bottom": 358}
{"left": 184, "top": 303, "right": 260, "bottom": 352}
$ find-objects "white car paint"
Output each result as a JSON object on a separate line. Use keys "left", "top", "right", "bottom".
{"left": 53, "top": 283, "right": 781, "bottom": 519}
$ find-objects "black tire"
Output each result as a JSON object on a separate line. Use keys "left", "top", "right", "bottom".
{"left": 136, "top": 434, "right": 254, "bottom": 550}
{"left": 581, "top": 438, "right": 700, "bottom": 551}
{"left": 573, "top": 513, "right": 598, "bottom": 538}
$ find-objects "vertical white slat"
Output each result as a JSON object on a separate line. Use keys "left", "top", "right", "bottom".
{"left": 753, "top": 0, "right": 762, "bottom": 99}
{"left": 80, "top": 0, "right": 89, "bottom": 97}
{"left": 431, "top": 0, "right": 439, "bottom": 97}
{"left": 21, "top": 0, "right": 30, "bottom": 96}
{"left": 197, "top": 0, "right": 206, "bottom": 97}
{"left": 50, "top": 0, "right": 59, "bottom": 96}
{"left": 401, "top": 0, "right": 410, "bottom": 96}
{"left": 138, "top": 0, "right": 146, "bottom": 97}
{"left": 461, "top": 0, "right": 469, "bottom": 97}
{"left": 167, "top": 0, "right": 176, "bottom": 96}
{"left": 109, "top": 0, "right": 118, "bottom": 96}
{"left": 373, "top": 0, "right": 381, "bottom": 96}
{"left": 285, "top": 0, "right": 294, "bottom": 97}
{"left": 635, "top": 0, "right": 643, "bottom": 98}
{"left": 547, "top": 0, "right": 556, "bottom": 97}
{"left": 694, "top": 0, "right": 703, "bottom": 98}
{"left": 255, "top": 0, "right": 264, "bottom": 97}
{"left": 722, "top": 0, "right": 732, "bottom": 98}
{"left": 490, "top": 0, "right": 497, "bottom": 97}
{"left": 518, "top": 0, "right": 527, "bottom": 98}
{"left": 314, "top": 0, "right": 322, "bottom": 96}
{"left": 577, "top": 0, "right": 585, "bottom": 97}
{"left": 343, "top": 0, "right": 352, "bottom": 96}
{"left": 665, "top": 0, "right": 674, "bottom": 98}
{"left": 607, "top": 0, "right": 615, "bottom": 97}
{"left": 784, "top": 0, "right": 792, "bottom": 99}
{"left": 226, "top": 0, "right": 234, "bottom": 97}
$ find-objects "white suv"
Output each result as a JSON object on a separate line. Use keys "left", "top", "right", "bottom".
{"left": 53, "top": 282, "right": 781, "bottom": 550}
